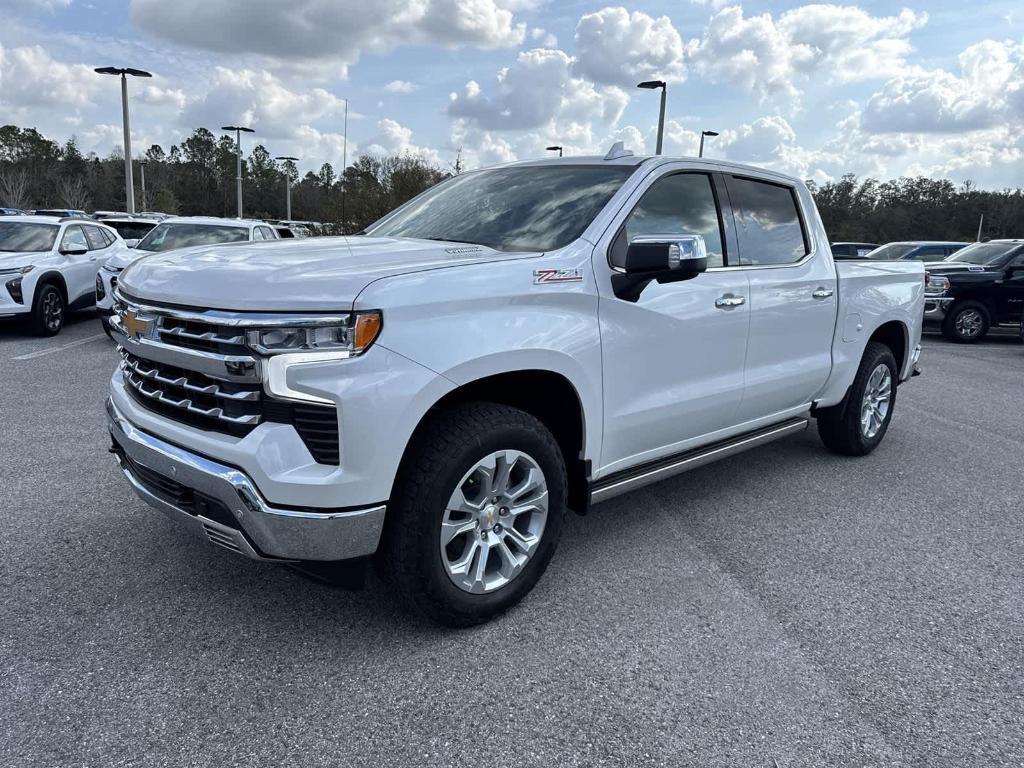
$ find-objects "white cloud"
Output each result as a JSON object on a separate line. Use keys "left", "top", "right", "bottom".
{"left": 688, "top": 4, "right": 928, "bottom": 100}
{"left": 0, "top": 44, "right": 101, "bottom": 110}
{"left": 0, "top": 0, "right": 71, "bottom": 9}
{"left": 574, "top": 7, "right": 685, "bottom": 87}
{"left": 861, "top": 39, "right": 1024, "bottom": 133}
{"left": 182, "top": 67, "right": 348, "bottom": 139}
{"left": 384, "top": 80, "right": 416, "bottom": 94}
{"left": 448, "top": 48, "right": 628, "bottom": 131}
{"left": 362, "top": 118, "right": 440, "bottom": 165}
{"left": 530, "top": 27, "right": 558, "bottom": 48}
{"left": 130, "top": 0, "right": 526, "bottom": 71}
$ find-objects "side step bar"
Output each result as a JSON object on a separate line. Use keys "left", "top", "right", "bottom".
{"left": 590, "top": 417, "right": 809, "bottom": 505}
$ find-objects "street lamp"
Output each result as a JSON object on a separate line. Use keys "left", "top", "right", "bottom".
{"left": 221, "top": 125, "right": 255, "bottom": 218}
{"left": 138, "top": 159, "right": 147, "bottom": 212}
{"left": 95, "top": 66, "right": 152, "bottom": 214}
{"left": 274, "top": 156, "right": 299, "bottom": 221}
{"left": 546, "top": 145, "right": 563, "bottom": 157}
{"left": 637, "top": 80, "right": 667, "bottom": 155}
{"left": 699, "top": 130, "right": 719, "bottom": 158}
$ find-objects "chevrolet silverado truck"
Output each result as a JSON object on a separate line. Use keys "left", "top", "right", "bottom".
{"left": 922, "top": 239, "right": 1024, "bottom": 342}
{"left": 105, "top": 148, "right": 925, "bottom": 626}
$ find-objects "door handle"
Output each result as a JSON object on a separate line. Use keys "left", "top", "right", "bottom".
{"left": 812, "top": 287, "right": 834, "bottom": 299}
{"left": 715, "top": 294, "right": 746, "bottom": 309}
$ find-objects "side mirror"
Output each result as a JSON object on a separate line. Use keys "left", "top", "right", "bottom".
{"left": 612, "top": 234, "right": 708, "bottom": 301}
{"left": 59, "top": 247, "right": 88, "bottom": 256}
{"left": 124, "top": 239, "right": 140, "bottom": 248}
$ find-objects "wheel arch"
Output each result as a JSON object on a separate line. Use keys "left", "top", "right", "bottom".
{"left": 867, "top": 320, "right": 908, "bottom": 374}
{"left": 32, "top": 270, "right": 69, "bottom": 305}
{"left": 393, "top": 368, "right": 592, "bottom": 515}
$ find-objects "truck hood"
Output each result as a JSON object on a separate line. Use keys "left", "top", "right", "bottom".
{"left": 923, "top": 261, "right": 995, "bottom": 275}
{"left": 118, "top": 236, "right": 527, "bottom": 311}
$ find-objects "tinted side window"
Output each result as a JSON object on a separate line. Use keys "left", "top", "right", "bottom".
{"left": 613, "top": 173, "right": 725, "bottom": 268}
{"left": 84, "top": 225, "right": 107, "bottom": 250}
{"left": 60, "top": 226, "right": 88, "bottom": 252}
{"left": 728, "top": 176, "right": 808, "bottom": 266}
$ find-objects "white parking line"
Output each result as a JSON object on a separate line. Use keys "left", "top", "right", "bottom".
{"left": 11, "top": 333, "right": 107, "bottom": 360}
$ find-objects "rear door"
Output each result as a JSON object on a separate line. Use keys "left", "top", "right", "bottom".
{"left": 724, "top": 174, "right": 836, "bottom": 422}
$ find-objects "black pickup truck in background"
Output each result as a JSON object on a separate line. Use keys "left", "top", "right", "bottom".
{"left": 923, "top": 239, "right": 1024, "bottom": 343}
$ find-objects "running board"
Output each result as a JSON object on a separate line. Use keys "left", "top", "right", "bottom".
{"left": 590, "top": 417, "right": 809, "bottom": 505}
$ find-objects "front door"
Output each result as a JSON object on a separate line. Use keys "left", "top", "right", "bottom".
{"left": 995, "top": 250, "right": 1024, "bottom": 322}
{"left": 57, "top": 225, "right": 95, "bottom": 304}
{"left": 595, "top": 168, "right": 750, "bottom": 476}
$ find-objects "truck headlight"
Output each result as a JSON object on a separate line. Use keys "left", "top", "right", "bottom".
{"left": 254, "top": 311, "right": 383, "bottom": 404}
{"left": 246, "top": 311, "right": 382, "bottom": 356}
{"left": 924, "top": 274, "right": 949, "bottom": 296}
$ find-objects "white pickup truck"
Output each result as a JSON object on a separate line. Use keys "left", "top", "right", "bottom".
{"left": 105, "top": 148, "right": 924, "bottom": 626}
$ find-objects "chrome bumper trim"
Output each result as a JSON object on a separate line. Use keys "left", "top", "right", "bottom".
{"left": 106, "top": 397, "right": 385, "bottom": 562}
{"left": 923, "top": 297, "right": 953, "bottom": 321}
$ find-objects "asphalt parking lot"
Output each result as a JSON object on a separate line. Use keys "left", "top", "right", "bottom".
{"left": 1, "top": 312, "right": 1022, "bottom": 767}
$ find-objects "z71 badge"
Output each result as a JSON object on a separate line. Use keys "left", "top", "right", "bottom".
{"left": 533, "top": 268, "right": 584, "bottom": 284}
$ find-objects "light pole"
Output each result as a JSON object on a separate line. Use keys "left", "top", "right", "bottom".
{"left": 546, "top": 145, "right": 563, "bottom": 157}
{"left": 95, "top": 66, "right": 152, "bottom": 214}
{"left": 699, "top": 130, "right": 719, "bottom": 158}
{"left": 637, "top": 80, "right": 667, "bottom": 155}
{"left": 274, "top": 156, "right": 299, "bottom": 221}
{"left": 221, "top": 125, "right": 255, "bottom": 218}
{"left": 341, "top": 97, "right": 348, "bottom": 232}
{"left": 139, "top": 159, "right": 147, "bottom": 211}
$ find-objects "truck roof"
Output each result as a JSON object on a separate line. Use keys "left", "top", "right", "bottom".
{"left": 157, "top": 216, "right": 262, "bottom": 227}
{"left": 497, "top": 153, "right": 804, "bottom": 186}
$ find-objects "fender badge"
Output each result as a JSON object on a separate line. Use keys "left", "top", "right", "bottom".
{"left": 534, "top": 268, "right": 583, "bottom": 284}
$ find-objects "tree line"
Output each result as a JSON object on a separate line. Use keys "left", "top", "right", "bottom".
{"left": 2, "top": 123, "right": 1022, "bottom": 241}
{"left": 0, "top": 125, "right": 449, "bottom": 233}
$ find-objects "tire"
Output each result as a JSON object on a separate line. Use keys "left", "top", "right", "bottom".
{"left": 817, "top": 341, "right": 898, "bottom": 456}
{"left": 101, "top": 316, "right": 114, "bottom": 339}
{"left": 941, "top": 300, "right": 989, "bottom": 343}
{"left": 384, "top": 402, "right": 567, "bottom": 627}
{"left": 30, "top": 283, "right": 65, "bottom": 337}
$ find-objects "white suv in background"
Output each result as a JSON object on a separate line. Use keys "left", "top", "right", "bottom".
{"left": 0, "top": 215, "right": 128, "bottom": 336}
{"left": 97, "top": 217, "right": 279, "bottom": 333}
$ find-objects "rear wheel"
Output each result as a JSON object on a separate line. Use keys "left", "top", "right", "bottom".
{"left": 384, "top": 402, "right": 566, "bottom": 627}
{"left": 942, "top": 300, "right": 989, "bottom": 343}
{"left": 30, "top": 283, "right": 65, "bottom": 337}
{"left": 817, "top": 342, "right": 898, "bottom": 456}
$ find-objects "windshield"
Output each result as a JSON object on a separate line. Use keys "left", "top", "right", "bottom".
{"left": 106, "top": 221, "right": 157, "bottom": 240}
{"left": 867, "top": 243, "right": 915, "bottom": 260}
{"left": 946, "top": 242, "right": 1019, "bottom": 266}
{"left": 0, "top": 222, "right": 59, "bottom": 252}
{"left": 137, "top": 222, "right": 249, "bottom": 252}
{"left": 366, "top": 165, "right": 636, "bottom": 252}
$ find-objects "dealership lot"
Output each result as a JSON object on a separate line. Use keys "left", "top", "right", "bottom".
{"left": 1, "top": 315, "right": 1021, "bottom": 767}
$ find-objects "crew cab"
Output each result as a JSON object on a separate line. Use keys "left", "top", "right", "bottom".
{"left": 1, "top": 215, "right": 128, "bottom": 335}
{"left": 96, "top": 216, "right": 279, "bottom": 334}
{"left": 923, "top": 239, "right": 1024, "bottom": 342}
{"left": 104, "top": 150, "right": 925, "bottom": 626}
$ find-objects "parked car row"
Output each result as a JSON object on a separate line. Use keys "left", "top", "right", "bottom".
{"left": 831, "top": 237, "right": 1024, "bottom": 343}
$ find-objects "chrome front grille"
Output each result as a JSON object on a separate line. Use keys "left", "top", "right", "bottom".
{"left": 112, "top": 293, "right": 341, "bottom": 464}
{"left": 121, "top": 350, "right": 263, "bottom": 434}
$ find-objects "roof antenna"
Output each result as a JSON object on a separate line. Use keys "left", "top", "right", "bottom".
{"left": 604, "top": 141, "right": 633, "bottom": 161}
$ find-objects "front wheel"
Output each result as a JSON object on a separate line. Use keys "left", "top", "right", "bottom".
{"left": 30, "top": 283, "right": 65, "bottom": 337}
{"left": 384, "top": 402, "right": 566, "bottom": 627}
{"left": 817, "top": 342, "right": 898, "bottom": 456}
{"left": 942, "top": 300, "right": 989, "bottom": 343}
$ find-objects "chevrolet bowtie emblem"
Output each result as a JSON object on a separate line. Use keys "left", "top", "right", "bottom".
{"left": 121, "top": 308, "right": 153, "bottom": 339}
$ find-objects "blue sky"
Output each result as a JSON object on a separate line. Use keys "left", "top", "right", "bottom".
{"left": 1, "top": 0, "right": 1022, "bottom": 187}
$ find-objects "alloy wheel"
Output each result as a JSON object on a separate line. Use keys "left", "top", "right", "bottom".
{"left": 43, "top": 290, "right": 63, "bottom": 332}
{"left": 955, "top": 308, "right": 983, "bottom": 339}
{"left": 440, "top": 449, "right": 549, "bottom": 594}
{"left": 860, "top": 363, "right": 892, "bottom": 439}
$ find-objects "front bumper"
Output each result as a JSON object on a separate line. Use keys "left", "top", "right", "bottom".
{"left": 107, "top": 397, "right": 386, "bottom": 562}
{"left": 923, "top": 296, "right": 953, "bottom": 323}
